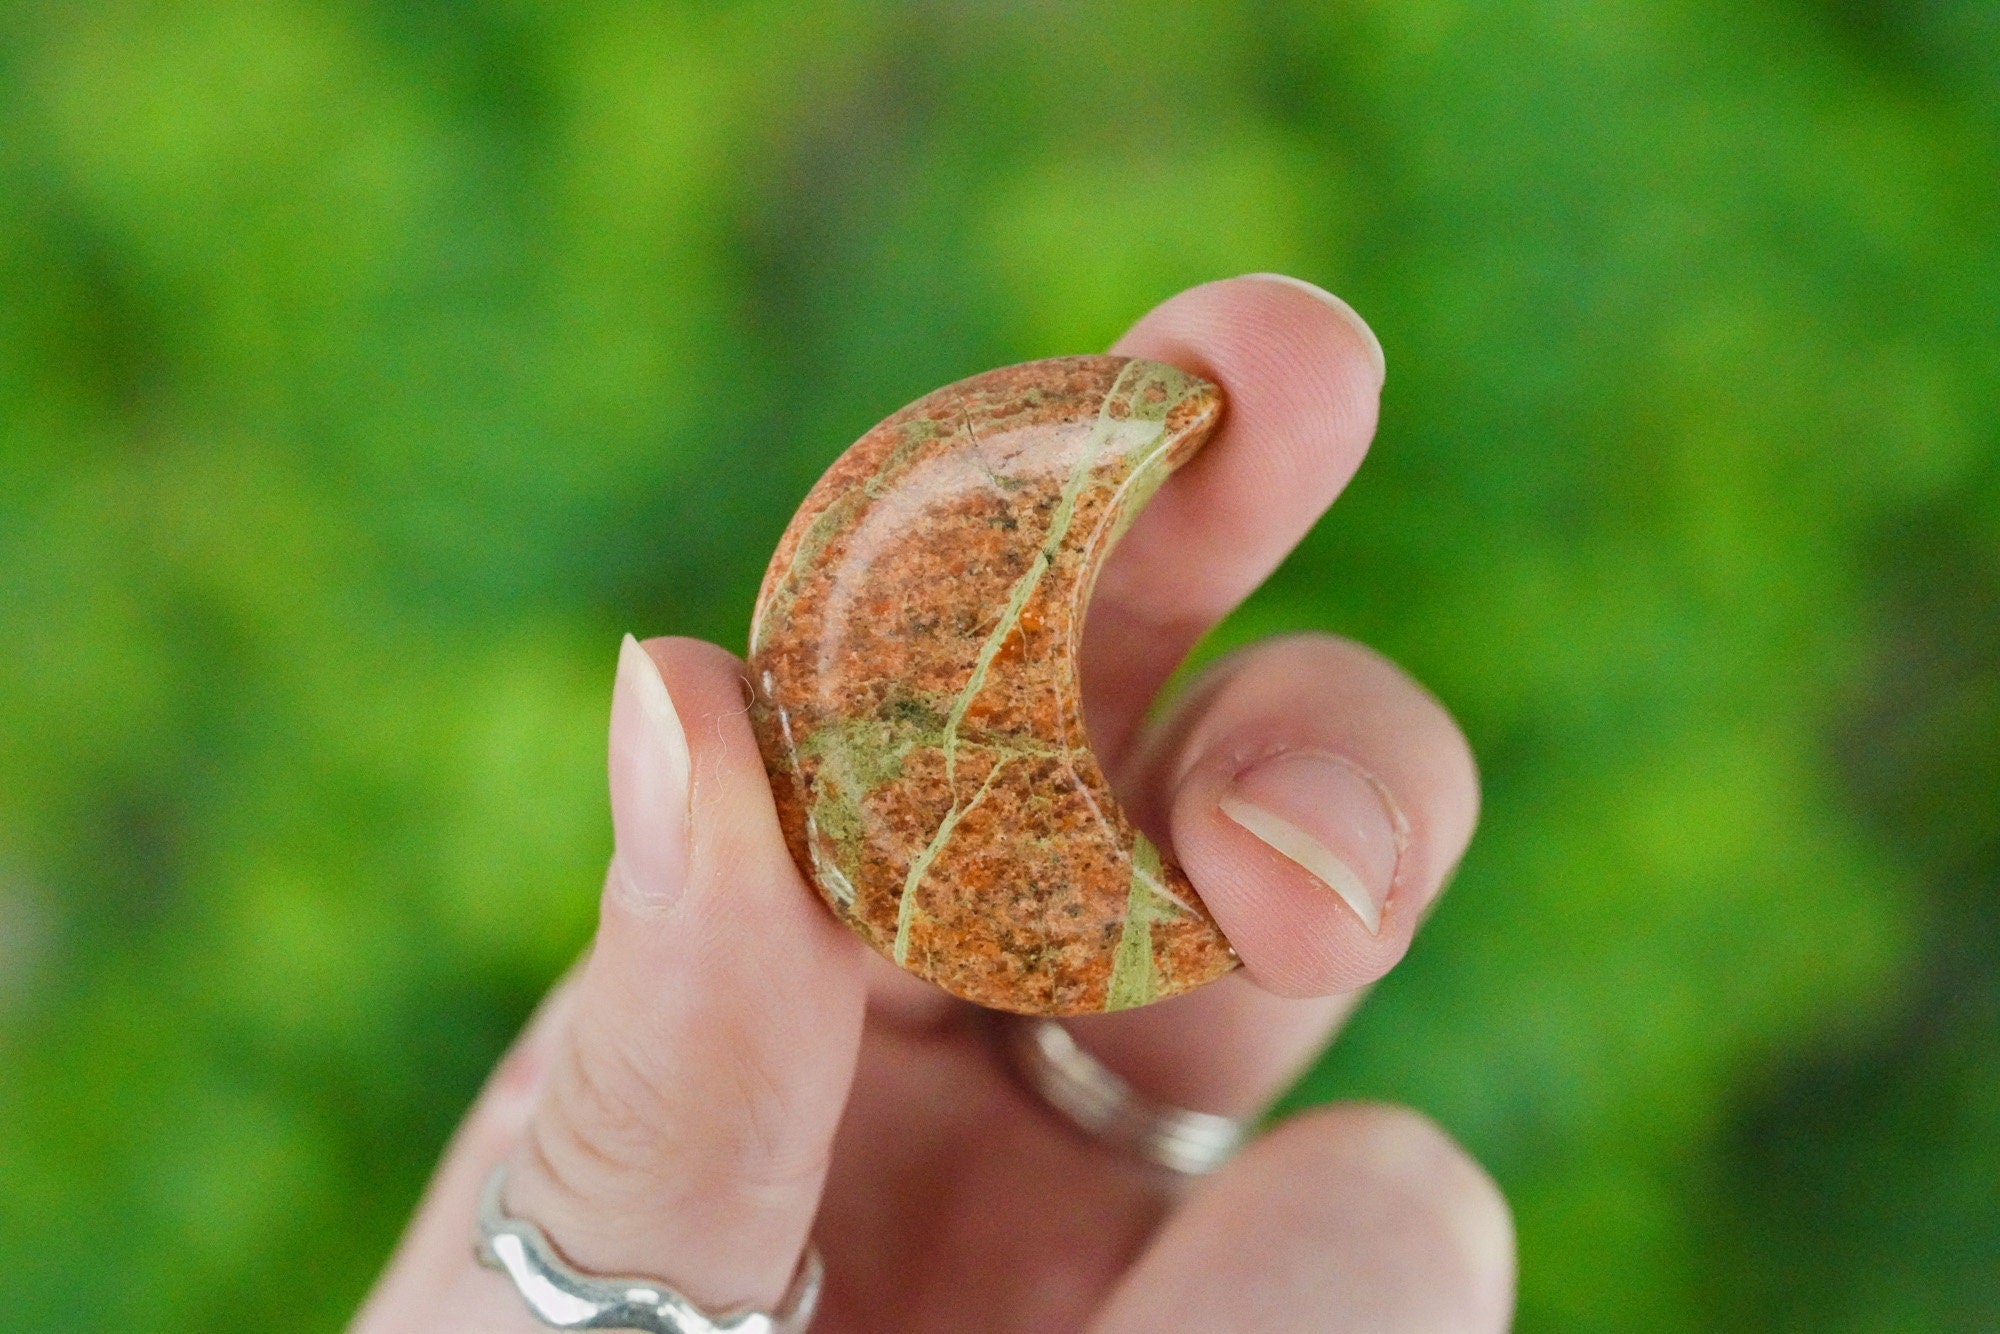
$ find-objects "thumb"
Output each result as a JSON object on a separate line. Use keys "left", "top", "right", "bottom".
{"left": 354, "top": 635, "right": 868, "bottom": 1329}
{"left": 508, "top": 635, "right": 869, "bottom": 1306}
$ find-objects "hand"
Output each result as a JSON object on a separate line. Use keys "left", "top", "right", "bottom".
{"left": 351, "top": 276, "right": 1513, "bottom": 1333}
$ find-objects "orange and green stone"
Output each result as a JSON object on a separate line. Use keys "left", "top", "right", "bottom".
{"left": 748, "top": 355, "right": 1239, "bottom": 1015}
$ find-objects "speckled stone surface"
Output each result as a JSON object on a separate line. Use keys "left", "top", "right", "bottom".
{"left": 747, "top": 356, "right": 1239, "bottom": 1015}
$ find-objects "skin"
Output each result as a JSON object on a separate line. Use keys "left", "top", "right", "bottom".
{"left": 351, "top": 276, "right": 1516, "bottom": 1333}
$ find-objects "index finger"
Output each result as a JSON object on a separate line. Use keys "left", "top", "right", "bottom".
{"left": 1085, "top": 274, "right": 1386, "bottom": 767}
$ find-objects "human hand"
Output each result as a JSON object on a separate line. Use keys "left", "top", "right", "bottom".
{"left": 351, "top": 276, "right": 1513, "bottom": 1333}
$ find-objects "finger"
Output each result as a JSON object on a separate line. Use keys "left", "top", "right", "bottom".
{"left": 1085, "top": 273, "right": 1386, "bottom": 764}
{"left": 1062, "top": 633, "right": 1478, "bottom": 1118}
{"left": 355, "top": 637, "right": 871, "bottom": 1328}
{"left": 360, "top": 635, "right": 864, "bottom": 1334}
{"left": 1088, "top": 1106, "right": 1515, "bottom": 1334}
{"left": 503, "top": 635, "right": 869, "bottom": 1311}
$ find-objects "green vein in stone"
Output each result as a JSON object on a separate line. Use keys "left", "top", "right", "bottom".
{"left": 799, "top": 698, "right": 947, "bottom": 873}
{"left": 865, "top": 416, "right": 945, "bottom": 497}
{"left": 751, "top": 488, "right": 860, "bottom": 657}
{"left": 1106, "top": 832, "right": 1167, "bottom": 1011}
{"left": 893, "top": 755, "right": 1012, "bottom": 966}
{"left": 887, "top": 361, "right": 1182, "bottom": 978}
{"left": 934, "top": 360, "right": 1167, "bottom": 794}
{"left": 1063, "top": 365, "right": 1210, "bottom": 669}
{"left": 800, "top": 706, "right": 1058, "bottom": 881}
{"left": 1098, "top": 373, "right": 1203, "bottom": 550}
{"left": 779, "top": 362, "right": 1197, "bottom": 980}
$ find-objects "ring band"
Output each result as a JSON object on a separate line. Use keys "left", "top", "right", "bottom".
{"left": 999, "top": 1018, "right": 1247, "bottom": 1175}
{"left": 475, "top": 1165, "right": 823, "bottom": 1333}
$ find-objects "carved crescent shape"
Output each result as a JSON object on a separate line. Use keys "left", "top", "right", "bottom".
{"left": 748, "top": 356, "right": 1239, "bottom": 1015}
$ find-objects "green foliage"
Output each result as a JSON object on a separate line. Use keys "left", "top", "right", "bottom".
{"left": 1, "top": 1, "right": 1995, "bottom": 1328}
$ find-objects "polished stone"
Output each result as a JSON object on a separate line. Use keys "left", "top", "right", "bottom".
{"left": 748, "top": 356, "right": 1239, "bottom": 1014}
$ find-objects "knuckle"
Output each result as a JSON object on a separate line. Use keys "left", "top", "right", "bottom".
{"left": 529, "top": 1025, "right": 667, "bottom": 1202}
{"left": 524, "top": 1012, "right": 831, "bottom": 1216}
{"left": 714, "top": 1038, "right": 836, "bottom": 1199}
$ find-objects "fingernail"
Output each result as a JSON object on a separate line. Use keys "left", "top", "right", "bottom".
{"left": 1238, "top": 273, "right": 1387, "bottom": 386}
{"left": 608, "top": 634, "right": 692, "bottom": 908}
{"left": 1218, "top": 750, "right": 1405, "bottom": 935}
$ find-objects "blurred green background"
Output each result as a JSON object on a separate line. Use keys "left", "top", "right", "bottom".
{"left": 1, "top": 0, "right": 1996, "bottom": 1328}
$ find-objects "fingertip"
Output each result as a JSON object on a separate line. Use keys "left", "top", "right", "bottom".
{"left": 1234, "top": 273, "right": 1386, "bottom": 386}
{"left": 495, "top": 634, "right": 868, "bottom": 1305}
{"left": 619, "top": 636, "right": 842, "bottom": 933}
{"left": 1255, "top": 1105, "right": 1516, "bottom": 1325}
{"left": 1079, "top": 276, "right": 1391, "bottom": 765}
{"left": 1217, "top": 749, "right": 1405, "bottom": 938}
{"left": 1109, "top": 273, "right": 1384, "bottom": 455}
{"left": 1091, "top": 1103, "right": 1514, "bottom": 1333}
{"left": 1094, "top": 277, "right": 1385, "bottom": 629}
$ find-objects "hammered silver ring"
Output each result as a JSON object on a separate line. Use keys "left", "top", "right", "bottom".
{"left": 475, "top": 1165, "right": 823, "bottom": 1333}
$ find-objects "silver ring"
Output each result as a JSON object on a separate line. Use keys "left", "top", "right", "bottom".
{"left": 475, "top": 1165, "right": 823, "bottom": 1333}
{"left": 999, "top": 1018, "right": 1247, "bottom": 1175}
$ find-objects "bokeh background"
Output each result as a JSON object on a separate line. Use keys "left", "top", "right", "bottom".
{"left": 2, "top": 1, "right": 1996, "bottom": 1329}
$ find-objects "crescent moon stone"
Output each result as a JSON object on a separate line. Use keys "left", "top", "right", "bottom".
{"left": 747, "top": 355, "right": 1239, "bottom": 1015}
